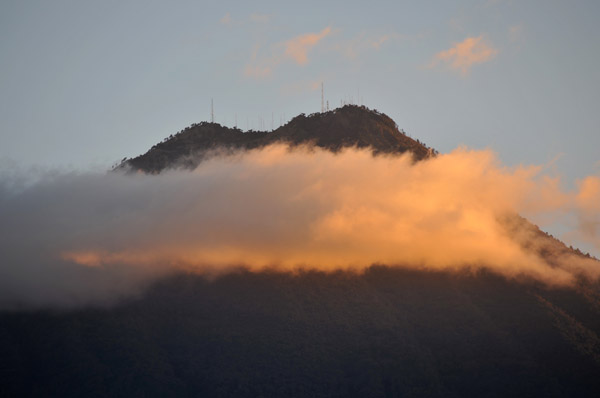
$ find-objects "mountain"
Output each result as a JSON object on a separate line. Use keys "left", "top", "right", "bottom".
{"left": 1, "top": 106, "right": 600, "bottom": 397}
{"left": 118, "top": 105, "right": 435, "bottom": 173}
{"left": 1, "top": 267, "right": 600, "bottom": 397}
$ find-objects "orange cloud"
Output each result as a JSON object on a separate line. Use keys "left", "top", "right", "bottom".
{"left": 244, "top": 27, "right": 331, "bottom": 79}
{"left": 3, "top": 144, "right": 600, "bottom": 307}
{"left": 243, "top": 44, "right": 275, "bottom": 79}
{"left": 574, "top": 176, "right": 600, "bottom": 247}
{"left": 284, "top": 27, "right": 331, "bottom": 65}
{"left": 432, "top": 36, "right": 498, "bottom": 75}
{"left": 576, "top": 176, "right": 600, "bottom": 212}
{"left": 56, "top": 146, "right": 600, "bottom": 286}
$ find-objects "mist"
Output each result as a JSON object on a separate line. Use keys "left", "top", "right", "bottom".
{"left": 1, "top": 144, "right": 599, "bottom": 309}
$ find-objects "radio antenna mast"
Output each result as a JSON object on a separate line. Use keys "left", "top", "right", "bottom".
{"left": 211, "top": 98, "right": 214, "bottom": 123}
{"left": 321, "top": 82, "right": 324, "bottom": 113}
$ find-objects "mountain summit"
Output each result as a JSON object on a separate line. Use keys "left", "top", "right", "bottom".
{"left": 119, "top": 105, "right": 435, "bottom": 173}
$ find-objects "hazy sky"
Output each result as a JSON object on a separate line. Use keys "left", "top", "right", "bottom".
{"left": 1, "top": 0, "right": 599, "bottom": 182}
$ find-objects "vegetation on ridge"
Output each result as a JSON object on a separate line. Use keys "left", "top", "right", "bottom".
{"left": 117, "top": 105, "right": 437, "bottom": 174}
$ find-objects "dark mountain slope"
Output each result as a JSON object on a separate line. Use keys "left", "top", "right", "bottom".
{"left": 1, "top": 267, "right": 600, "bottom": 397}
{"left": 119, "top": 106, "right": 435, "bottom": 174}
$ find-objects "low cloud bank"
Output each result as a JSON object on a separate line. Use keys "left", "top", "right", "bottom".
{"left": 1, "top": 145, "right": 599, "bottom": 308}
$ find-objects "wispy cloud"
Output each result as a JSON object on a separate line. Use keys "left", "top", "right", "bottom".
{"left": 430, "top": 36, "right": 498, "bottom": 76}
{"left": 242, "top": 44, "right": 276, "bottom": 79}
{"left": 284, "top": 27, "right": 331, "bottom": 65}
{"left": 243, "top": 27, "right": 332, "bottom": 79}
{"left": 575, "top": 176, "right": 600, "bottom": 247}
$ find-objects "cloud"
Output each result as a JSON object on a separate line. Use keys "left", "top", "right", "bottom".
{"left": 1, "top": 145, "right": 599, "bottom": 309}
{"left": 284, "top": 27, "right": 331, "bottom": 65}
{"left": 431, "top": 36, "right": 498, "bottom": 76}
{"left": 574, "top": 176, "right": 600, "bottom": 247}
{"left": 243, "top": 27, "right": 332, "bottom": 79}
{"left": 220, "top": 13, "right": 232, "bottom": 25}
{"left": 242, "top": 44, "right": 274, "bottom": 79}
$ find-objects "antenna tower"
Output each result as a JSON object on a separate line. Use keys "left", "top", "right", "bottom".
{"left": 211, "top": 98, "right": 214, "bottom": 123}
{"left": 321, "top": 82, "right": 324, "bottom": 112}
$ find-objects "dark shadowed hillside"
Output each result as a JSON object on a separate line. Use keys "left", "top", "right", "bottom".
{"left": 118, "top": 106, "right": 435, "bottom": 173}
{"left": 1, "top": 267, "right": 600, "bottom": 397}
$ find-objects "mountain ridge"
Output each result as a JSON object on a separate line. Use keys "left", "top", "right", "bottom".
{"left": 117, "top": 105, "right": 436, "bottom": 174}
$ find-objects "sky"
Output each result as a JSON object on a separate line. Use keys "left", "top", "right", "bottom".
{"left": 1, "top": 0, "right": 599, "bottom": 178}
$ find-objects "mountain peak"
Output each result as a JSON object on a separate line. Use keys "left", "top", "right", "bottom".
{"left": 119, "top": 105, "right": 436, "bottom": 173}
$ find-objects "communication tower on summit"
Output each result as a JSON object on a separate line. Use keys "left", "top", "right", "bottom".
{"left": 321, "top": 82, "right": 325, "bottom": 113}
{"left": 211, "top": 98, "right": 214, "bottom": 123}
